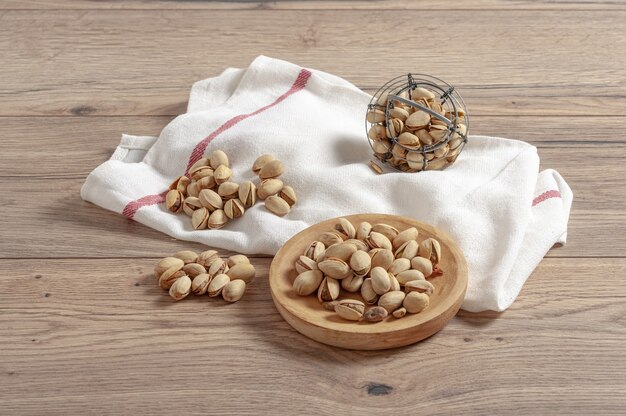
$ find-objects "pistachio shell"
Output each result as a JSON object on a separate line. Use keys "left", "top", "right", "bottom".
{"left": 209, "top": 149, "right": 229, "bottom": 169}
{"left": 213, "top": 165, "right": 232, "bottom": 185}
{"left": 265, "top": 195, "right": 290, "bottom": 216}
{"left": 197, "top": 250, "right": 220, "bottom": 268}
{"left": 259, "top": 159, "right": 285, "bottom": 180}
{"left": 293, "top": 270, "right": 324, "bottom": 296}
{"left": 190, "top": 165, "right": 214, "bottom": 181}
{"left": 398, "top": 132, "right": 420, "bottom": 147}
{"left": 369, "top": 248, "right": 394, "bottom": 271}
{"left": 317, "top": 277, "right": 340, "bottom": 302}
{"left": 366, "top": 232, "right": 393, "bottom": 251}
{"left": 226, "top": 263, "right": 256, "bottom": 283}
{"left": 227, "top": 254, "right": 250, "bottom": 268}
{"left": 159, "top": 268, "right": 186, "bottom": 290}
{"left": 208, "top": 258, "right": 229, "bottom": 277}
{"left": 208, "top": 209, "right": 229, "bottom": 229}
{"left": 341, "top": 274, "right": 364, "bottom": 293}
{"left": 349, "top": 250, "right": 371, "bottom": 276}
{"left": 191, "top": 273, "right": 211, "bottom": 295}
{"left": 392, "top": 227, "right": 419, "bottom": 250}
{"left": 368, "top": 124, "right": 387, "bottom": 140}
{"left": 389, "top": 274, "right": 401, "bottom": 292}
{"left": 318, "top": 258, "right": 351, "bottom": 280}
{"left": 386, "top": 118, "right": 404, "bottom": 138}
{"left": 317, "top": 232, "right": 343, "bottom": 247}
{"left": 224, "top": 198, "right": 245, "bottom": 220}
{"left": 372, "top": 139, "right": 391, "bottom": 154}
{"left": 410, "top": 256, "right": 433, "bottom": 277}
{"left": 295, "top": 255, "right": 318, "bottom": 274}
{"left": 165, "top": 189, "right": 184, "bottom": 213}
{"left": 361, "top": 278, "right": 379, "bottom": 304}
{"left": 363, "top": 306, "right": 388, "bottom": 322}
{"left": 345, "top": 239, "right": 369, "bottom": 252}
{"left": 392, "top": 307, "right": 407, "bottom": 318}
{"left": 191, "top": 207, "right": 209, "bottom": 229}
{"left": 197, "top": 174, "right": 216, "bottom": 191}
{"left": 371, "top": 224, "right": 399, "bottom": 241}
{"left": 217, "top": 181, "right": 239, "bottom": 200}
{"left": 334, "top": 299, "right": 365, "bottom": 321}
{"left": 411, "top": 87, "right": 436, "bottom": 100}
{"left": 252, "top": 154, "right": 276, "bottom": 174}
{"left": 404, "top": 280, "right": 435, "bottom": 295}
{"left": 389, "top": 107, "right": 410, "bottom": 121}
{"left": 279, "top": 186, "right": 297, "bottom": 206}
{"left": 366, "top": 108, "right": 386, "bottom": 123}
{"left": 395, "top": 240, "right": 419, "bottom": 260}
{"left": 371, "top": 266, "right": 391, "bottom": 295}
{"left": 404, "top": 291, "right": 430, "bottom": 313}
{"left": 323, "top": 242, "right": 357, "bottom": 262}
{"left": 406, "top": 110, "right": 430, "bottom": 129}
{"left": 418, "top": 238, "right": 442, "bottom": 266}
{"left": 392, "top": 144, "right": 408, "bottom": 159}
{"left": 207, "top": 273, "right": 230, "bottom": 297}
{"left": 396, "top": 269, "right": 426, "bottom": 285}
{"left": 182, "top": 263, "right": 207, "bottom": 278}
{"left": 188, "top": 157, "right": 209, "bottom": 172}
{"left": 154, "top": 257, "right": 184, "bottom": 278}
{"left": 334, "top": 218, "right": 356, "bottom": 240}
{"left": 198, "top": 189, "right": 223, "bottom": 212}
{"left": 378, "top": 291, "right": 406, "bottom": 313}
{"left": 257, "top": 178, "right": 284, "bottom": 200}
{"left": 304, "top": 241, "right": 325, "bottom": 261}
{"left": 389, "top": 258, "right": 411, "bottom": 275}
{"left": 238, "top": 181, "right": 257, "bottom": 208}
{"left": 222, "top": 279, "right": 246, "bottom": 302}
{"left": 186, "top": 181, "right": 200, "bottom": 198}
{"left": 169, "top": 175, "right": 191, "bottom": 194}
{"left": 407, "top": 152, "right": 426, "bottom": 170}
{"left": 356, "top": 221, "right": 372, "bottom": 240}
{"left": 183, "top": 197, "right": 203, "bottom": 216}
{"left": 169, "top": 275, "right": 191, "bottom": 300}
{"left": 415, "top": 129, "right": 434, "bottom": 146}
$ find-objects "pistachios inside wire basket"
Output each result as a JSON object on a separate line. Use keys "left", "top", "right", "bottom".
{"left": 365, "top": 74, "right": 469, "bottom": 172}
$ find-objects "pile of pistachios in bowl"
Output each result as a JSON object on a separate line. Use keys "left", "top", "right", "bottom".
{"left": 292, "top": 218, "right": 442, "bottom": 322}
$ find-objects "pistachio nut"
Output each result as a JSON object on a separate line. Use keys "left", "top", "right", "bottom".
{"left": 238, "top": 181, "right": 257, "bottom": 208}
{"left": 366, "top": 232, "right": 393, "bottom": 251}
{"left": 404, "top": 280, "right": 435, "bottom": 295}
{"left": 317, "top": 277, "right": 340, "bottom": 302}
{"left": 361, "top": 278, "right": 379, "bottom": 304}
{"left": 317, "top": 232, "right": 343, "bottom": 247}
{"left": 363, "top": 306, "right": 388, "bottom": 322}
{"left": 368, "top": 124, "right": 387, "bottom": 140}
{"left": 318, "top": 257, "right": 351, "bottom": 280}
{"left": 159, "top": 268, "right": 185, "bottom": 290}
{"left": 154, "top": 257, "right": 184, "bottom": 279}
{"left": 198, "top": 189, "right": 223, "bottom": 212}
{"left": 372, "top": 139, "right": 391, "bottom": 154}
{"left": 279, "top": 186, "right": 297, "bottom": 206}
{"left": 341, "top": 273, "right": 364, "bottom": 293}
{"left": 189, "top": 157, "right": 209, "bottom": 173}
{"left": 293, "top": 270, "right": 324, "bottom": 296}
{"left": 392, "top": 227, "right": 419, "bottom": 250}
{"left": 398, "top": 132, "right": 420, "bottom": 147}
{"left": 396, "top": 269, "right": 426, "bottom": 285}
{"left": 207, "top": 273, "right": 230, "bottom": 297}
{"left": 191, "top": 273, "right": 211, "bottom": 295}
{"left": 371, "top": 224, "right": 399, "bottom": 241}
{"left": 190, "top": 165, "right": 214, "bottom": 182}
{"left": 226, "top": 263, "right": 256, "bottom": 284}
{"left": 304, "top": 241, "right": 325, "bottom": 262}
{"left": 349, "top": 250, "right": 371, "bottom": 277}
{"left": 407, "top": 152, "right": 426, "bottom": 170}
{"left": 394, "top": 240, "right": 419, "bottom": 260}
{"left": 378, "top": 290, "right": 406, "bottom": 313}
{"left": 369, "top": 248, "right": 394, "bottom": 271}
{"left": 187, "top": 181, "right": 200, "bottom": 198}
{"left": 197, "top": 174, "right": 216, "bottom": 191}
{"left": 323, "top": 242, "right": 357, "bottom": 262}
{"left": 224, "top": 198, "right": 245, "bottom": 220}
{"left": 191, "top": 207, "right": 209, "bottom": 229}
{"left": 208, "top": 258, "right": 229, "bottom": 277}
{"left": 356, "top": 221, "right": 372, "bottom": 240}
{"left": 169, "top": 275, "right": 192, "bottom": 301}
{"left": 392, "top": 143, "right": 408, "bottom": 159}
{"left": 257, "top": 178, "right": 284, "bottom": 200}
{"left": 410, "top": 256, "right": 433, "bottom": 277}
{"left": 345, "top": 239, "right": 369, "bottom": 252}
{"left": 295, "top": 255, "right": 318, "bottom": 274}
{"left": 252, "top": 154, "right": 276, "bottom": 174}
{"left": 371, "top": 266, "right": 391, "bottom": 295}
{"left": 165, "top": 189, "right": 184, "bottom": 213}
{"left": 209, "top": 149, "right": 229, "bottom": 169}
{"left": 411, "top": 87, "right": 435, "bottom": 100}
{"left": 334, "top": 299, "right": 365, "bottom": 321}
{"left": 392, "top": 307, "right": 407, "bottom": 318}
{"left": 405, "top": 110, "right": 430, "bottom": 129}
{"left": 389, "top": 107, "right": 410, "bottom": 121}
{"left": 222, "top": 279, "right": 246, "bottom": 302}
{"left": 169, "top": 175, "right": 191, "bottom": 194}
{"left": 389, "top": 258, "right": 411, "bottom": 275}
{"left": 416, "top": 129, "right": 435, "bottom": 146}
{"left": 386, "top": 118, "right": 404, "bottom": 138}
{"left": 404, "top": 291, "right": 430, "bottom": 313}
{"left": 183, "top": 197, "right": 203, "bottom": 216}
{"left": 265, "top": 195, "right": 290, "bottom": 216}
{"left": 322, "top": 300, "right": 340, "bottom": 311}
{"left": 366, "top": 109, "right": 385, "bottom": 123}
{"left": 334, "top": 218, "right": 356, "bottom": 240}
{"left": 213, "top": 164, "right": 232, "bottom": 185}
{"left": 197, "top": 250, "right": 220, "bottom": 268}
{"left": 227, "top": 254, "right": 250, "bottom": 268}
{"left": 390, "top": 274, "right": 401, "bottom": 292}
{"left": 182, "top": 263, "right": 207, "bottom": 278}
{"left": 370, "top": 160, "right": 383, "bottom": 175}
{"left": 259, "top": 159, "right": 284, "bottom": 180}
{"left": 418, "top": 238, "right": 442, "bottom": 266}
{"left": 208, "top": 209, "right": 229, "bottom": 229}
{"left": 217, "top": 181, "right": 239, "bottom": 200}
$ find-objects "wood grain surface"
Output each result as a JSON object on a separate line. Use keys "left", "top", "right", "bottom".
{"left": 0, "top": 1, "right": 624, "bottom": 414}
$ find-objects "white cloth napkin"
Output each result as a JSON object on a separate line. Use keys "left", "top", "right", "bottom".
{"left": 81, "top": 56, "right": 573, "bottom": 312}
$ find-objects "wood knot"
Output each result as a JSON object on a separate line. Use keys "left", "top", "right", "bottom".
{"left": 366, "top": 383, "right": 393, "bottom": 396}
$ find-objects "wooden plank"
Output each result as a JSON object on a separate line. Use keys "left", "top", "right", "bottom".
{"left": 0, "top": 10, "right": 625, "bottom": 116}
{"left": 1, "top": 258, "right": 624, "bottom": 414}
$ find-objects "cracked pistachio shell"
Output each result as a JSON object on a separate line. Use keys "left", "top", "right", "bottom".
{"left": 207, "top": 273, "right": 230, "bottom": 297}
{"left": 394, "top": 240, "right": 419, "bottom": 260}
{"left": 187, "top": 181, "right": 200, "bottom": 198}
{"left": 183, "top": 263, "right": 207, "bottom": 278}
{"left": 295, "top": 255, "right": 318, "bottom": 274}
{"left": 213, "top": 165, "right": 232, "bottom": 185}
{"left": 366, "top": 108, "right": 385, "bottom": 123}
{"left": 411, "top": 87, "right": 436, "bottom": 100}
{"left": 257, "top": 178, "right": 284, "bottom": 200}
{"left": 226, "top": 263, "right": 256, "bottom": 284}
{"left": 366, "top": 232, "right": 393, "bottom": 251}
{"left": 411, "top": 256, "right": 433, "bottom": 277}
{"left": 341, "top": 273, "right": 364, "bottom": 293}
{"left": 191, "top": 273, "right": 211, "bottom": 295}
{"left": 208, "top": 258, "right": 229, "bottom": 278}
{"left": 191, "top": 207, "right": 209, "bottom": 229}
{"left": 405, "top": 280, "right": 435, "bottom": 295}
{"left": 398, "top": 132, "right": 420, "bottom": 147}
{"left": 416, "top": 129, "right": 435, "bottom": 146}
{"left": 406, "top": 110, "right": 430, "bottom": 129}
{"left": 378, "top": 291, "right": 406, "bottom": 313}
{"left": 317, "top": 277, "right": 340, "bottom": 302}
{"left": 279, "top": 186, "right": 297, "bottom": 206}
{"left": 252, "top": 154, "right": 276, "bottom": 174}
{"left": 227, "top": 254, "right": 250, "bottom": 268}
{"left": 154, "top": 257, "right": 184, "bottom": 279}
{"left": 349, "top": 250, "right": 371, "bottom": 277}
{"left": 396, "top": 269, "right": 426, "bottom": 285}
{"left": 389, "top": 107, "right": 410, "bottom": 121}
{"left": 183, "top": 197, "right": 203, "bottom": 216}
{"left": 361, "top": 278, "right": 379, "bottom": 304}
{"left": 368, "top": 124, "right": 387, "bottom": 140}
{"left": 317, "top": 232, "right": 343, "bottom": 247}
{"left": 392, "top": 307, "right": 407, "bottom": 318}
{"left": 390, "top": 274, "right": 401, "bottom": 292}
{"left": 238, "top": 181, "right": 257, "bottom": 208}
{"left": 165, "top": 189, "right": 184, "bottom": 213}
{"left": 217, "top": 181, "right": 239, "bottom": 200}
{"left": 389, "top": 258, "right": 411, "bottom": 275}
{"left": 197, "top": 250, "right": 220, "bottom": 268}
{"left": 407, "top": 152, "right": 426, "bottom": 170}
{"left": 222, "top": 279, "right": 246, "bottom": 302}
{"left": 189, "top": 157, "right": 209, "bottom": 172}
{"left": 335, "top": 299, "right": 365, "bottom": 321}
{"left": 392, "top": 227, "right": 419, "bottom": 250}
{"left": 304, "top": 241, "right": 325, "bottom": 261}
{"left": 334, "top": 218, "right": 356, "bottom": 240}
{"left": 199, "top": 189, "right": 223, "bottom": 212}
{"left": 190, "top": 165, "right": 214, "bottom": 181}
{"left": 318, "top": 257, "right": 351, "bottom": 280}
{"left": 224, "top": 198, "right": 245, "bottom": 220}
{"left": 208, "top": 209, "right": 229, "bottom": 229}
{"left": 369, "top": 248, "right": 394, "bottom": 271}
{"left": 356, "top": 222, "right": 372, "bottom": 240}
{"left": 209, "top": 149, "right": 229, "bottom": 169}
{"left": 371, "top": 224, "right": 399, "bottom": 241}
{"left": 259, "top": 159, "right": 284, "bottom": 180}
{"left": 387, "top": 118, "right": 404, "bottom": 138}
{"left": 345, "top": 239, "right": 369, "bottom": 252}
{"left": 404, "top": 291, "right": 430, "bottom": 313}
{"left": 418, "top": 238, "right": 442, "bottom": 266}
{"left": 169, "top": 275, "right": 192, "bottom": 301}
{"left": 265, "top": 195, "right": 290, "bottom": 216}
{"left": 293, "top": 270, "right": 323, "bottom": 296}
{"left": 197, "top": 174, "right": 216, "bottom": 191}
{"left": 372, "top": 139, "right": 391, "bottom": 154}
{"left": 159, "top": 268, "right": 186, "bottom": 290}
{"left": 169, "top": 175, "right": 191, "bottom": 194}
{"left": 323, "top": 242, "right": 357, "bottom": 262}
{"left": 371, "top": 266, "right": 391, "bottom": 295}
{"left": 363, "top": 306, "right": 388, "bottom": 322}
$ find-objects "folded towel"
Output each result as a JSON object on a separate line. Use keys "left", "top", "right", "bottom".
{"left": 81, "top": 56, "right": 573, "bottom": 312}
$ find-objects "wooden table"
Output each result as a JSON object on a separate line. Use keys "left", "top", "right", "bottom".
{"left": 1, "top": 1, "right": 625, "bottom": 414}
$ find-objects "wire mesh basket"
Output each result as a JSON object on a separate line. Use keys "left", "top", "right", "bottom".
{"left": 365, "top": 74, "right": 469, "bottom": 172}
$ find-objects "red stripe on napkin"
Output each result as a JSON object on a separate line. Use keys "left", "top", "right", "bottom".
{"left": 532, "top": 190, "right": 561, "bottom": 207}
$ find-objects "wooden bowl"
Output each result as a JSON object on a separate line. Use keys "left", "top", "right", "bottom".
{"left": 269, "top": 214, "right": 468, "bottom": 350}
